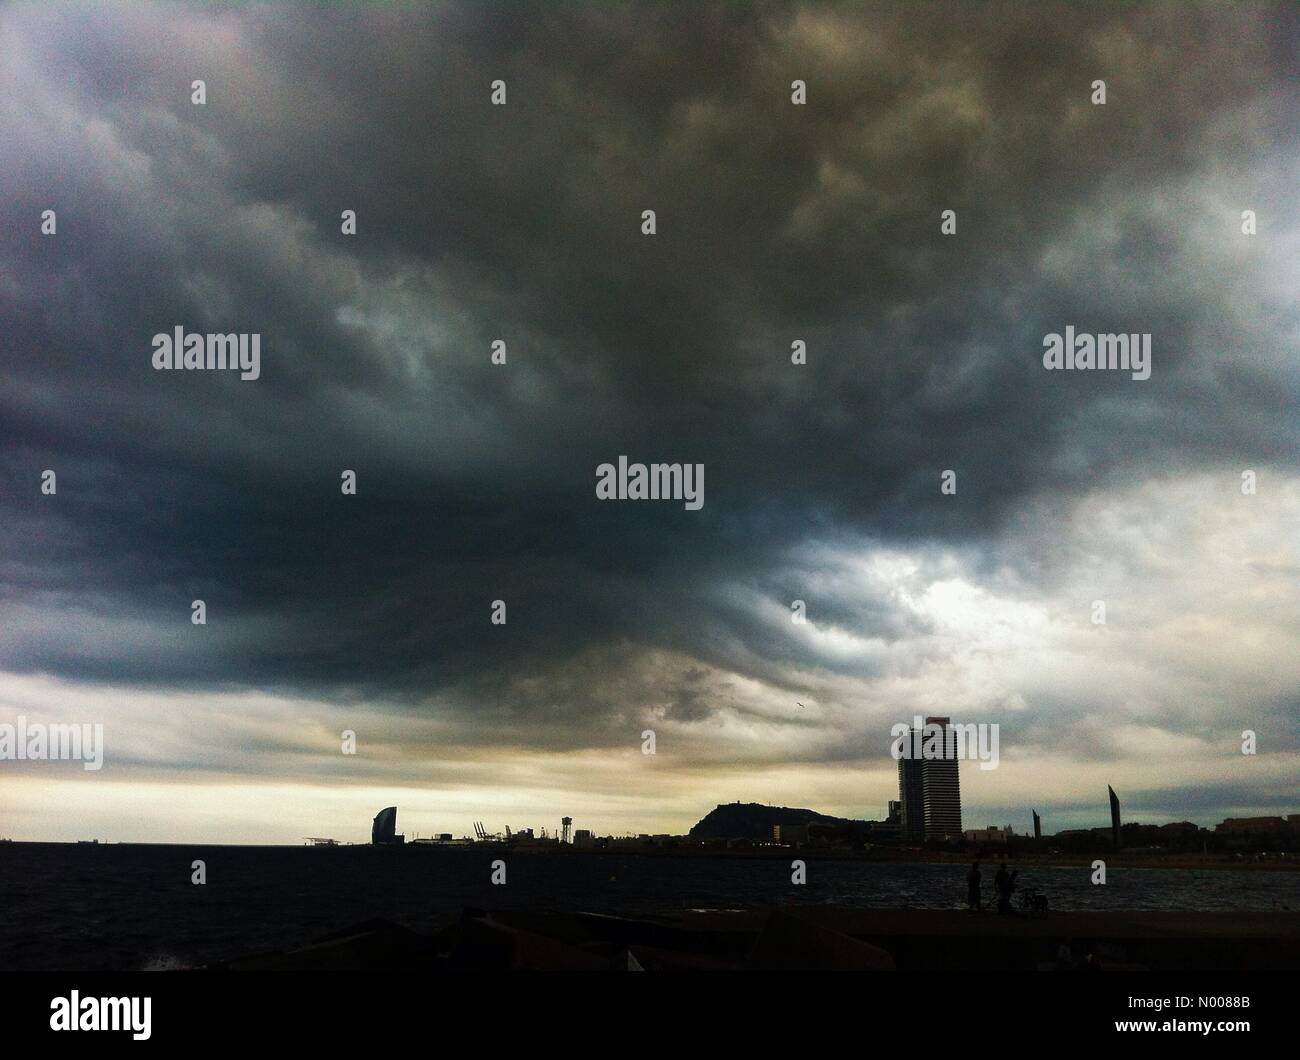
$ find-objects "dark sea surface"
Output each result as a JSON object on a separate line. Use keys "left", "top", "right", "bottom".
{"left": 1, "top": 842, "right": 1296, "bottom": 970}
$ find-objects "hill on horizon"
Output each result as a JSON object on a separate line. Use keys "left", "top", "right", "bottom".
{"left": 688, "top": 802, "right": 863, "bottom": 840}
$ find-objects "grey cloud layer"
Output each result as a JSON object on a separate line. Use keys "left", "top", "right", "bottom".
{"left": 1, "top": 2, "right": 1297, "bottom": 809}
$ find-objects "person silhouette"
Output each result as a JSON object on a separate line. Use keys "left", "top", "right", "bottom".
{"left": 994, "top": 862, "right": 1012, "bottom": 914}
{"left": 966, "top": 861, "right": 982, "bottom": 911}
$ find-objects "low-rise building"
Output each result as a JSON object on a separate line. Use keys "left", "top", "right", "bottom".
{"left": 964, "top": 825, "right": 1012, "bottom": 844}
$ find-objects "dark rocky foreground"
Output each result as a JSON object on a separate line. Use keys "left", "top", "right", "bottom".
{"left": 216, "top": 908, "right": 1299, "bottom": 972}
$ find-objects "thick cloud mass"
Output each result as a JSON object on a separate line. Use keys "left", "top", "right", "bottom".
{"left": 1, "top": 1, "right": 1296, "bottom": 840}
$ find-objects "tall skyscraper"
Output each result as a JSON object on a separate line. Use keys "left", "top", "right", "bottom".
{"left": 371, "top": 805, "right": 403, "bottom": 845}
{"left": 897, "top": 716, "right": 962, "bottom": 841}
{"left": 921, "top": 718, "right": 962, "bottom": 839}
{"left": 898, "top": 755, "right": 925, "bottom": 841}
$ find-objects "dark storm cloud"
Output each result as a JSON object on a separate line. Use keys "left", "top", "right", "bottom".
{"left": 1, "top": 0, "right": 1297, "bottom": 765}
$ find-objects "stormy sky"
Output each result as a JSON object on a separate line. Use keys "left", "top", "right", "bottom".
{"left": 1, "top": 1, "right": 1297, "bottom": 843}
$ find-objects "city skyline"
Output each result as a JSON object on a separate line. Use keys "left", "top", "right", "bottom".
{"left": 2, "top": 1, "right": 1298, "bottom": 845}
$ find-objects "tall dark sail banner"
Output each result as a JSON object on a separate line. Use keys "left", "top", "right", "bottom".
{"left": 1110, "top": 786, "right": 1123, "bottom": 850}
